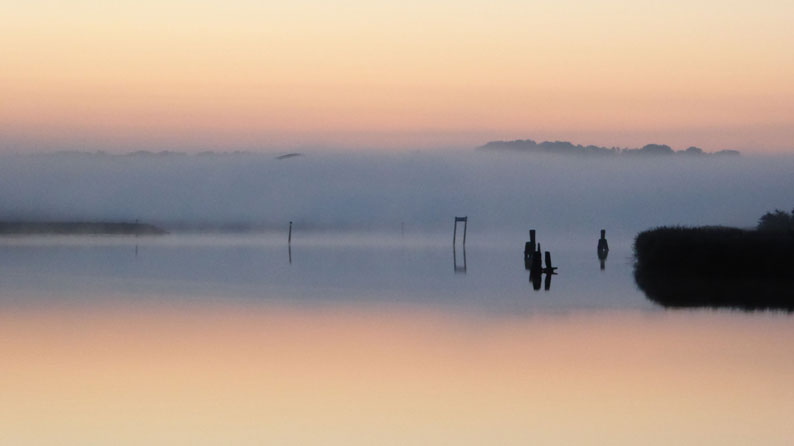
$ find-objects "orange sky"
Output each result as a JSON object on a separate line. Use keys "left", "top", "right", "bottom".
{"left": 1, "top": 1, "right": 793, "bottom": 152}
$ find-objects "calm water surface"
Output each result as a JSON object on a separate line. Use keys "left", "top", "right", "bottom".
{"left": 1, "top": 234, "right": 792, "bottom": 445}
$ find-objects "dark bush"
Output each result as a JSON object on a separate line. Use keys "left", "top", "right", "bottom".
{"left": 757, "top": 209, "right": 794, "bottom": 233}
{"left": 634, "top": 226, "right": 794, "bottom": 278}
{"left": 634, "top": 225, "right": 794, "bottom": 311}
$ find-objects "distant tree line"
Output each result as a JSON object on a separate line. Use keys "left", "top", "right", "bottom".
{"left": 478, "top": 139, "right": 741, "bottom": 156}
{"left": 757, "top": 209, "right": 794, "bottom": 234}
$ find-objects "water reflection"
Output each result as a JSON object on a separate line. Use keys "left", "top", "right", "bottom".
{"left": 453, "top": 245, "right": 467, "bottom": 274}
{"left": 1, "top": 304, "right": 793, "bottom": 445}
{"left": 529, "top": 268, "right": 552, "bottom": 291}
{"left": 636, "top": 270, "right": 794, "bottom": 312}
{"left": 598, "top": 250, "right": 608, "bottom": 270}
{"left": 0, "top": 234, "right": 665, "bottom": 312}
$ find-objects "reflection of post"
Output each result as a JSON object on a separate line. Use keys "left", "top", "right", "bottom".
{"left": 453, "top": 245, "right": 467, "bottom": 274}
{"left": 288, "top": 244, "right": 292, "bottom": 264}
{"left": 530, "top": 270, "right": 542, "bottom": 290}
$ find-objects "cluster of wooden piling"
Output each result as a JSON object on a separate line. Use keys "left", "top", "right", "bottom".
{"left": 523, "top": 229, "right": 558, "bottom": 290}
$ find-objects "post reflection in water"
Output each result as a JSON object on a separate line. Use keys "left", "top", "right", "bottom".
{"left": 635, "top": 271, "right": 794, "bottom": 312}
{"left": 528, "top": 269, "right": 553, "bottom": 290}
{"left": 453, "top": 245, "right": 467, "bottom": 274}
{"left": 598, "top": 250, "right": 608, "bottom": 271}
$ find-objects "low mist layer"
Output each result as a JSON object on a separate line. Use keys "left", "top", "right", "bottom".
{"left": 0, "top": 151, "right": 791, "bottom": 237}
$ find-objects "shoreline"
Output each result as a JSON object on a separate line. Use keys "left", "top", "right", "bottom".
{"left": 0, "top": 221, "right": 167, "bottom": 236}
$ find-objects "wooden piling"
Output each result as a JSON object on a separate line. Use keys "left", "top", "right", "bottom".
{"left": 597, "top": 229, "right": 609, "bottom": 256}
{"left": 288, "top": 221, "right": 293, "bottom": 244}
{"left": 529, "top": 229, "right": 536, "bottom": 253}
{"left": 453, "top": 216, "right": 468, "bottom": 246}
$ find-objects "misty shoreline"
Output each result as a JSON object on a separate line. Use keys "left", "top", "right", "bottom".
{"left": 0, "top": 222, "right": 167, "bottom": 236}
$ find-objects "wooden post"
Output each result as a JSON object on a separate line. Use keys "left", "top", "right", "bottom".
{"left": 598, "top": 229, "right": 609, "bottom": 256}
{"left": 288, "top": 221, "right": 292, "bottom": 244}
{"left": 453, "top": 216, "right": 468, "bottom": 246}
{"left": 462, "top": 217, "right": 467, "bottom": 247}
{"left": 531, "top": 243, "right": 542, "bottom": 273}
{"left": 529, "top": 229, "right": 536, "bottom": 252}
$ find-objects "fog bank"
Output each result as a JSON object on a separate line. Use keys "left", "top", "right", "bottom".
{"left": 0, "top": 151, "right": 791, "bottom": 238}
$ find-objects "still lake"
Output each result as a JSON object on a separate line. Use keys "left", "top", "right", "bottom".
{"left": 1, "top": 233, "right": 793, "bottom": 445}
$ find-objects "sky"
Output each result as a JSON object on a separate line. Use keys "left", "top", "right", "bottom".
{"left": 2, "top": 0, "right": 793, "bottom": 153}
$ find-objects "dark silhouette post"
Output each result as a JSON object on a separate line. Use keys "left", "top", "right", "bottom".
{"left": 526, "top": 237, "right": 557, "bottom": 291}
{"left": 288, "top": 221, "right": 293, "bottom": 244}
{"left": 463, "top": 218, "right": 467, "bottom": 246}
{"left": 531, "top": 243, "right": 542, "bottom": 274}
{"left": 525, "top": 229, "right": 537, "bottom": 269}
{"left": 597, "top": 229, "right": 609, "bottom": 270}
{"left": 597, "top": 229, "right": 609, "bottom": 253}
{"left": 453, "top": 217, "right": 468, "bottom": 247}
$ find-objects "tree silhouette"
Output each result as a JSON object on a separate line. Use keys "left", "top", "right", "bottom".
{"left": 757, "top": 209, "right": 794, "bottom": 233}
